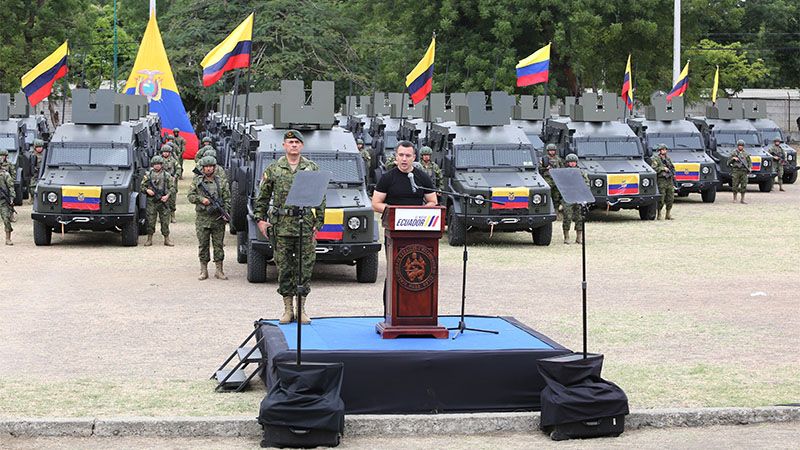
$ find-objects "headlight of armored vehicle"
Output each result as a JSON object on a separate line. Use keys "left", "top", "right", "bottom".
{"left": 593, "top": 178, "right": 603, "bottom": 188}
{"left": 788, "top": 154, "right": 794, "bottom": 161}
{"left": 763, "top": 159, "right": 770, "bottom": 167}
{"left": 473, "top": 194, "right": 485, "bottom": 205}
{"left": 642, "top": 178, "right": 651, "bottom": 187}
{"left": 702, "top": 166, "right": 710, "bottom": 174}
{"left": 347, "top": 216, "right": 362, "bottom": 230}
{"left": 106, "top": 193, "right": 118, "bottom": 204}
{"left": 532, "top": 193, "right": 542, "bottom": 205}
{"left": 46, "top": 192, "right": 58, "bottom": 203}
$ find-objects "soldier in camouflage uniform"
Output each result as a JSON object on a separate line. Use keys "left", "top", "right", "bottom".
{"left": 0, "top": 153, "right": 14, "bottom": 245}
{"left": 768, "top": 137, "right": 786, "bottom": 191}
{"left": 195, "top": 137, "right": 214, "bottom": 164}
{"left": 28, "top": 139, "right": 46, "bottom": 205}
{"left": 728, "top": 139, "right": 751, "bottom": 204}
{"left": 357, "top": 138, "right": 370, "bottom": 169}
{"left": 0, "top": 148, "right": 16, "bottom": 223}
{"left": 188, "top": 156, "right": 231, "bottom": 280}
{"left": 172, "top": 127, "right": 187, "bottom": 178}
{"left": 384, "top": 152, "right": 397, "bottom": 170}
{"left": 159, "top": 145, "right": 180, "bottom": 223}
{"left": 650, "top": 143, "right": 676, "bottom": 220}
{"left": 562, "top": 153, "right": 589, "bottom": 244}
{"left": 199, "top": 148, "right": 227, "bottom": 184}
{"left": 141, "top": 155, "right": 175, "bottom": 246}
{"left": 540, "top": 144, "right": 563, "bottom": 209}
{"left": 254, "top": 130, "right": 325, "bottom": 325}
{"left": 418, "top": 146, "right": 443, "bottom": 191}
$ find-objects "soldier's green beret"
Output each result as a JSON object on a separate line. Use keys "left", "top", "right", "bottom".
{"left": 546, "top": 143, "right": 557, "bottom": 151}
{"left": 420, "top": 146, "right": 433, "bottom": 155}
{"left": 200, "top": 156, "right": 217, "bottom": 167}
{"left": 202, "top": 136, "right": 212, "bottom": 143}
{"left": 204, "top": 148, "right": 217, "bottom": 158}
{"left": 284, "top": 129, "right": 304, "bottom": 143}
{"left": 33, "top": 139, "right": 44, "bottom": 147}
{"left": 173, "top": 127, "right": 180, "bottom": 133}
{"left": 160, "top": 144, "right": 173, "bottom": 153}
{"left": 737, "top": 139, "right": 746, "bottom": 146}
{"left": 657, "top": 143, "right": 668, "bottom": 150}
{"left": 356, "top": 138, "right": 364, "bottom": 145}
{"left": 566, "top": 153, "right": 579, "bottom": 162}
{"left": 0, "top": 149, "right": 8, "bottom": 156}
{"left": 150, "top": 155, "right": 165, "bottom": 165}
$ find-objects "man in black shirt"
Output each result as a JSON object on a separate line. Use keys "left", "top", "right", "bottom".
{"left": 372, "top": 141, "right": 438, "bottom": 213}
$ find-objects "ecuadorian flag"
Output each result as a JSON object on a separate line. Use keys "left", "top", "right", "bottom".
{"left": 491, "top": 187, "right": 529, "bottom": 209}
{"left": 621, "top": 54, "right": 633, "bottom": 111}
{"left": 201, "top": 13, "right": 253, "bottom": 87}
{"left": 674, "top": 163, "right": 700, "bottom": 181}
{"left": 607, "top": 174, "right": 639, "bottom": 196}
{"left": 124, "top": 13, "right": 199, "bottom": 158}
{"left": 21, "top": 41, "right": 69, "bottom": 107}
{"left": 316, "top": 209, "right": 344, "bottom": 241}
{"left": 516, "top": 43, "right": 550, "bottom": 87}
{"left": 62, "top": 186, "right": 101, "bottom": 211}
{"left": 750, "top": 156, "right": 761, "bottom": 171}
{"left": 405, "top": 36, "right": 435, "bottom": 105}
{"left": 667, "top": 61, "right": 689, "bottom": 101}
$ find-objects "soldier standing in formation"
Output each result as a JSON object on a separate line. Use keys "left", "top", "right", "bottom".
{"left": 650, "top": 143, "right": 676, "bottom": 220}
{"left": 418, "top": 146, "right": 443, "bottom": 191}
{"left": 540, "top": 144, "right": 563, "bottom": 213}
{"left": 172, "top": 127, "right": 187, "bottom": 178}
{"left": 141, "top": 155, "right": 175, "bottom": 247}
{"left": 357, "top": 138, "right": 370, "bottom": 169}
{"left": 562, "top": 153, "right": 588, "bottom": 244}
{"left": 0, "top": 152, "right": 14, "bottom": 245}
{"left": 768, "top": 137, "right": 786, "bottom": 192}
{"left": 195, "top": 137, "right": 214, "bottom": 164}
{"left": 28, "top": 139, "right": 46, "bottom": 205}
{"left": 254, "top": 130, "right": 325, "bottom": 325}
{"left": 0, "top": 148, "right": 15, "bottom": 223}
{"left": 728, "top": 139, "right": 751, "bottom": 204}
{"left": 188, "top": 156, "right": 231, "bottom": 280}
{"left": 159, "top": 144, "right": 180, "bottom": 223}
{"left": 199, "top": 148, "right": 228, "bottom": 184}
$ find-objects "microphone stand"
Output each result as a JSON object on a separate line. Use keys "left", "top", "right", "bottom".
{"left": 412, "top": 180, "right": 502, "bottom": 339}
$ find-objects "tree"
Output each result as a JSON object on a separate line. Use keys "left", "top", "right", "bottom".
{"left": 685, "top": 39, "right": 770, "bottom": 100}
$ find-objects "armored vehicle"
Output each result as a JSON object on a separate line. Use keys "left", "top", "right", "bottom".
{"left": 232, "top": 81, "right": 381, "bottom": 283}
{"left": 628, "top": 92, "right": 718, "bottom": 202}
{"left": 0, "top": 94, "right": 29, "bottom": 205}
{"left": 31, "top": 89, "right": 153, "bottom": 246}
{"left": 743, "top": 100, "right": 797, "bottom": 184}
{"left": 688, "top": 98, "right": 776, "bottom": 192}
{"left": 428, "top": 91, "right": 555, "bottom": 246}
{"left": 6, "top": 90, "right": 53, "bottom": 148}
{"left": 544, "top": 93, "right": 659, "bottom": 219}
{"left": 511, "top": 95, "right": 549, "bottom": 153}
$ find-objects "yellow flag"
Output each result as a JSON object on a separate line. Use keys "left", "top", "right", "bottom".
{"left": 711, "top": 66, "right": 720, "bottom": 104}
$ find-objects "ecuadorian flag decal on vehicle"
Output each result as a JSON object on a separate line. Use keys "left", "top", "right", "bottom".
{"left": 750, "top": 156, "right": 762, "bottom": 171}
{"left": 674, "top": 163, "right": 700, "bottom": 181}
{"left": 491, "top": 187, "right": 529, "bottom": 209}
{"left": 62, "top": 186, "right": 101, "bottom": 211}
{"left": 607, "top": 174, "right": 639, "bottom": 196}
{"left": 316, "top": 208, "right": 344, "bottom": 241}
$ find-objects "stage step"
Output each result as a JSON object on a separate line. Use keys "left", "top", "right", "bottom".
{"left": 237, "top": 346, "right": 262, "bottom": 363}
{"left": 214, "top": 369, "right": 248, "bottom": 390}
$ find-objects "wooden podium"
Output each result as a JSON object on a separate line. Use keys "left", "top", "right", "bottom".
{"left": 377, "top": 205, "right": 449, "bottom": 339}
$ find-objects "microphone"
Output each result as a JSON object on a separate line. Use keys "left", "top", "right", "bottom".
{"left": 407, "top": 172, "right": 418, "bottom": 193}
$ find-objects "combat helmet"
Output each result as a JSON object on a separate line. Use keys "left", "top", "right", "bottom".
{"left": 657, "top": 143, "right": 668, "bottom": 151}
{"left": 199, "top": 156, "right": 217, "bottom": 167}
{"left": 546, "top": 143, "right": 557, "bottom": 152}
{"left": 737, "top": 139, "right": 746, "bottom": 146}
{"left": 150, "top": 155, "right": 165, "bottom": 165}
{"left": 420, "top": 146, "right": 433, "bottom": 155}
{"left": 33, "top": 139, "right": 44, "bottom": 147}
{"left": 566, "top": 153, "right": 579, "bottom": 162}
{"left": 160, "top": 144, "right": 173, "bottom": 153}
{"left": 0, "top": 149, "right": 8, "bottom": 157}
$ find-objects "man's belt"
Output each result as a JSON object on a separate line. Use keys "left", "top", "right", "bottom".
{"left": 272, "top": 207, "right": 303, "bottom": 217}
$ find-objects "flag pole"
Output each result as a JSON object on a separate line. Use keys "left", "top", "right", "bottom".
{"left": 229, "top": 70, "right": 240, "bottom": 130}
{"left": 243, "top": 66, "right": 251, "bottom": 124}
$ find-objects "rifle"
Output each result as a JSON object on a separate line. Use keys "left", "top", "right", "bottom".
{"left": 192, "top": 167, "right": 230, "bottom": 222}
{"left": 148, "top": 174, "right": 168, "bottom": 202}
{"left": 541, "top": 154, "right": 551, "bottom": 172}
{"left": 0, "top": 185, "right": 16, "bottom": 215}
{"left": 730, "top": 153, "right": 751, "bottom": 173}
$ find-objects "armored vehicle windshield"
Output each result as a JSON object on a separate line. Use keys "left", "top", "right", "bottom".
{"left": 645, "top": 134, "right": 704, "bottom": 151}
{"left": 574, "top": 137, "right": 642, "bottom": 158}
{"left": 48, "top": 145, "right": 129, "bottom": 167}
{"left": 454, "top": 144, "right": 536, "bottom": 169}
{"left": 713, "top": 131, "right": 760, "bottom": 146}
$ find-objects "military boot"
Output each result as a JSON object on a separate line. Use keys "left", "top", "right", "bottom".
{"left": 575, "top": 230, "right": 583, "bottom": 244}
{"left": 563, "top": 230, "right": 570, "bottom": 245}
{"left": 198, "top": 263, "right": 209, "bottom": 280}
{"left": 280, "top": 297, "right": 294, "bottom": 324}
{"left": 665, "top": 207, "right": 673, "bottom": 220}
{"left": 10, "top": 211, "right": 16, "bottom": 223}
{"left": 164, "top": 235, "right": 174, "bottom": 246}
{"left": 5, "top": 231, "right": 12, "bottom": 246}
{"left": 740, "top": 192, "right": 747, "bottom": 204}
{"left": 144, "top": 234, "right": 153, "bottom": 246}
{"left": 171, "top": 214, "right": 177, "bottom": 224}
{"left": 657, "top": 208, "right": 662, "bottom": 220}
{"left": 214, "top": 261, "right": 228, "bottom": 280}
{"left": 299, "top": 296, "right": 311, "bottom": 324}
{"left": 732, "top": 192, "right": 738, "bottom": 203}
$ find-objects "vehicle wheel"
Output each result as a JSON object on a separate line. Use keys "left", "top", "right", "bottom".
{"left": 121, "top": 217, "right": 139, "bottom": 247}
{"left": 532, "top": 222, "right": 552, "bottom": 246}
{"left": 33, "top": 220, "right": 52, "bottom": 246}
{"left": 783, "top": 170, "right": 797, "bottom": 184}
{"left": 701, "top": 185, "right": 717, "bottom": 203}
{"left": 138, "top": 209, "right": 148, "bottom": 235}
{"left": 758, "top": 177, "right": 774, "bottom": 192}
{"left": 236, "top": 230, "right": 248, "bottom": 264}
{"left": 230, "top": 180, "right": 247, "bottom": 234}
{"left": 356, "top": 252, "right": 379, "bottom": 283}
{"left": 638, "top": 203, "right": 657, "bottom": 220}
{"left": 246, "top": 238, "right": 266, "bottom": 283}
{"left": 447, "top": 208, "right": 465, "bottom": 246}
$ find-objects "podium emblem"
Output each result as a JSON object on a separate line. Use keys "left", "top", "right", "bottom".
{"left": 396, "top": 244, "right": 436, "bottom": 291}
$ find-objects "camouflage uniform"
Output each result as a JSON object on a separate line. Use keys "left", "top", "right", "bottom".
{"left": 28, "top": 140, "right": 46, "bottom": 200}
{"left": 357, "top": 139, "right": 371, "bottom": 169}
{"left": 727, "top": 142, "right": 751, "bottom": 202}
{"left": 419, "top": 146, "right": 442, "bottom": 190}
{"left": 768, "top": 142, "right": 787, "bottom": 191}
{"left": 199, "top": 148, "right": 227, "bottom": 185}
{"left": 384, "top": 153, "right": 396, "bottom": 170}
{"left": 540, "top": 145, "right": 564, "bottom": 206}
{"left": 0, "top": 162, "right": 14, "bottom": 244}
{"left": 649, "top": 145, "right": 675, "bottom": 220}
{"left": 141, "top": 156, "right": 175, "bottom": 244}
{"left": 254, "top": 155, "right": 325, "bottom": 298}
{"left": 172, "top": 128, "right": 187, "bottom": 169}
{"left": 188, "top": 156, "right": 231, "bottom": 279}
{"left": 159, "top": 145, "right": 180, "bottom": 220}
{"left": 561, "top": 154, "right": 588, "bottom": 244}
{"left": 196, "top": 139, "right": 214, "bottom": 164}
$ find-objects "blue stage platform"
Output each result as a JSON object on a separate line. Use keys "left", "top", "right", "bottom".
{"left": 256, "top": 316, "right": 570, "bottom": 414}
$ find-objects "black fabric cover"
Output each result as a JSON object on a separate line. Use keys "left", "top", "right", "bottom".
{"left": 538, "top": 353, "right": 629, "bottom": 428}
{"left": 258, "top": 362, "right": 345, "bottom": 433}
